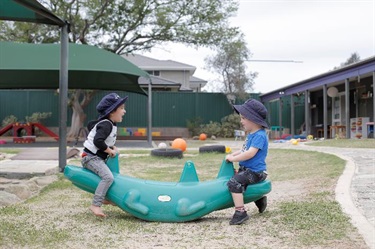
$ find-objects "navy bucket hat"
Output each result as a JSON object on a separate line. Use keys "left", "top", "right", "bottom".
{"left": 97, "top": 93, "right": 128, "bottom": 120}
{"left": 233, "top": 99, "right": 269, "bottom": 129}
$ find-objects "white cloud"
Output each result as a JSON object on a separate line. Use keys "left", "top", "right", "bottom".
{"left": 142, "top": 0, "right": 375, "bottom": 94}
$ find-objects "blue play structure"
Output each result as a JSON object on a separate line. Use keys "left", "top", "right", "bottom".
{"left": 64, "top": 155, "right": 272, "bottom": 222}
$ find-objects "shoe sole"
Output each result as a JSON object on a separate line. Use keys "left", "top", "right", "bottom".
{"left": 229, "top": 215, "right": 249, "bottom": 225}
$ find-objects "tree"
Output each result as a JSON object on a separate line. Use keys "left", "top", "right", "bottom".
{"left": 333, "top": 52, "right": 361, "bottom": 70}
{"left": 0, "top": 0, "right": 240, "bottom": 137}
{"left": 204, "top": 34, "right": 257, "bottom": 103}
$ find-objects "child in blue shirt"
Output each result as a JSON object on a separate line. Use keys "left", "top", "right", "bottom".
{"left": 225, "top": 99, "right": 269, "bottom": 225}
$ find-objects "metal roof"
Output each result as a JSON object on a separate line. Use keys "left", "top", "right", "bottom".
{"left": 123, "top": 54, "right": 196, "bottom": 72}
{"left": 260, "top": 56, "right": 375, "bottom": 102}
{"left": 0, "top": 0, "right": 65, "bottom": 26}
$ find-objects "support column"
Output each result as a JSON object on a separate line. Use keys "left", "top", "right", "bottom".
{"left": 304, "top": 90, "right": 310, "bottom": 136}
{"left": 373, "top": 72, "right": 375, "bottom": 129}
{"left": 345, "top": 79, "right": 350, "bottom": 138}
{"left": 291, "top": 95, "right": 295, "bottom": 136}
{"left": 147, "top": 79, "right": 152, "bottom": 147}
{"left": 278, "top": 98, "right": 283, "bottom": 138}
{"left": 58, "top": 24, "right": 69, "bottom": 172}
{"left": 323, "top": 85, "right": 328, "bottom": 139}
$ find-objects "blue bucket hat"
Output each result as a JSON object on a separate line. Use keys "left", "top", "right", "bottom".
{"left": 233, "top": 99, "right": 269, "bottom": 129}
{"left": 97, "top": 93, "right": 128, "bottom": 120}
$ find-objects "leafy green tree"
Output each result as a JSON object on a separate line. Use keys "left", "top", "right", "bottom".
{"left": 204, "top": 34, "right": 257, "bottom": 103}
{"left": 0, "top": 0, "right": 240, "bottom": 137}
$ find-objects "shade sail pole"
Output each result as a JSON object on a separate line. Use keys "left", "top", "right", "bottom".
{"left": 147, "top": 78, "right": 153, "bottom": 147}
{"left": 58, "top": 24, "right": 69, "bottom": 172}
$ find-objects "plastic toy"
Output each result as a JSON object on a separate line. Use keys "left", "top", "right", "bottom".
{"left": 226, "top": 146, "right": 232, "bottom": 153}
{"left": 291, "top": 139, "right": 298, "bottom": 145}
{"left": 171, "top": 138, "right": 187, "bottom": 152}
{"left": 64, "top": 155, "right": 271, "bottom": 222}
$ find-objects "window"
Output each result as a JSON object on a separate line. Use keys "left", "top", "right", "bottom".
{"left": 146, "top": 70, "right": 160, "bottom": 76}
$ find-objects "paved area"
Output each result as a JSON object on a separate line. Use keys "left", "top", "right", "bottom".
{"left": 0, "top": 139, "right": 374, "bottom": 248}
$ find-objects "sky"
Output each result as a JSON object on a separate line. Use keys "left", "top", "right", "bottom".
{"left": 142, "top": 0, "right": 375, "bottom": 94}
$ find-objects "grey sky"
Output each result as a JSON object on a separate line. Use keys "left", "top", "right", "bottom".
{"left": 143, "top": 0, "right": 375, "bottom": 94}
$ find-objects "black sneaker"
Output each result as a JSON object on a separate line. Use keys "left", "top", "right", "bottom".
{"left": 255, "top": 196, "right": 267, "bottom": 213}
{"left": 229, "top": 210, "right": 249, "bottom": 225}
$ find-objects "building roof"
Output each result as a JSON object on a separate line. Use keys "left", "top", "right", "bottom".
{"left": 260, "top": 56, "right": 375, "bottom": 102}
{"left": 123, "top": 54, "right": 196, "bottom": 72}
{"left": 138, "top": 75, "right": 180, "bottom": 87}
{"left": 137, "top": 75, "right": 192, "bottom": 91}
{"left": 190, "top": 75, "right": 207, "bottom": 83}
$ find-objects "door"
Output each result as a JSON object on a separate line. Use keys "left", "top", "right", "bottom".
{"left": 332, "top": 93, "right": 346, "bottom": 126}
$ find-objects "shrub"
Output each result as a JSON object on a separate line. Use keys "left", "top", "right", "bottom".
{"left": 200, "top": 121, "right": 222, "bottom": 137}
{"left": 25, "top": 112, "right": 52, "bottom": 123}
{"left": 1, "top": 115, "right": 18, "bottom": 136}
{"left": 191, "top": 113, "right": 242, "bottom": 138}
{"left": 186, "top": 117, "right": 203, "bottom": 137}
{"left": 220, "top": 114, "right": 242, "bottom": 137}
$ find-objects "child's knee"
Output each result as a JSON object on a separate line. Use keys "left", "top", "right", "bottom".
{"left": 104, "top": 174, "right": 114, "bottom": 184}
{"left": 227, "top": 178, "right": 244, "bottom": 193}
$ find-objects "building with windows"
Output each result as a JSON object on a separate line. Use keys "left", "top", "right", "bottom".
{"left": 260, "top": 56, "right": 375, "bottom": 139}
{"left": 123, "top": 54, "right": 207, "bottom": 92}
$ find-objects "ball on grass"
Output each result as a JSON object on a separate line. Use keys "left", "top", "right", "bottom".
{"left": 171, "top": 138, "right": 187, "bottom": 152}
{"left": 199, "top": 133, "right": 207, "bottom": 141}
{"left": 158, "top": 142, "right": 167, "bottom": 149}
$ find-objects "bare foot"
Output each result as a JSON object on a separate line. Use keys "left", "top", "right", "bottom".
{"left": 89, "top": 205, "right": 106, "bottom": 217}
{"left": 103, "top": 200, "right": 116, "bottom": 206}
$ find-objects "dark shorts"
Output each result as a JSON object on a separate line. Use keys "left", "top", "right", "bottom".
{"left": 227, "top": 166, "right": 268, "bottom": 193}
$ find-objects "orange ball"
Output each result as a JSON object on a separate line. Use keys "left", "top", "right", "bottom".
{"left": 171, "top": 138, "right": 187, "bottom": 152}
{"left": 199, "top": 133, "right": 207, "bottom": 141}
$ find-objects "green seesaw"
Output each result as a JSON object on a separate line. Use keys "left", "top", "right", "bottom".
{"left": 64, "top": 155, "right": 271, "bottom": 222}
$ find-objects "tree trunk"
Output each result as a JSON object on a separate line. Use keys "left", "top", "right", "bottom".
{"left": 67, "top": 90, "right": 96, "bottom": 139}
{"left": 67, "top": 99, "right": 87, "bottom": 139}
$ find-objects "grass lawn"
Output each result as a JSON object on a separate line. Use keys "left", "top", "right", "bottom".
{"left": 0, "top": 146, "right": 368, "bottom": 249}
{"left": 305, "top": 138, "right": 375, "bottom": 148}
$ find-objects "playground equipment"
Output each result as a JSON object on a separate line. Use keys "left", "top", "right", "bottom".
{"left": 64, "top": 155, "right": 271, "bottom": 222}
{"left": 0, "top": 122, "right": 58, "bottom": 143}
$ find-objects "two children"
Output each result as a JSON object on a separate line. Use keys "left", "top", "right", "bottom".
{"left": 225, "top": 99, "right": 269, "bottom": 225}
{"left": 81, "top": 94, "right": 268, "bottom": 222}
{"left": 81, "top": 93, "right": 127, "bottom": 217}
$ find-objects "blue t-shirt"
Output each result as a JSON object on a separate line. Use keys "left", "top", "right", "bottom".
{"left": 239, "top": 129, "right": 268, "bottom": 172}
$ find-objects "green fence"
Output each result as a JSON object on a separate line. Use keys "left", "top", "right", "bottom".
{"left": 0, "top": 90, "right": 304, "bottom": 132}
{"left": 0, "top": 90, "right": 234, "bottom": 127}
